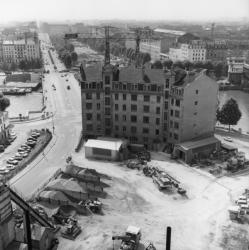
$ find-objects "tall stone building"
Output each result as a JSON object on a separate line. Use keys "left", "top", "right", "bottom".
{"left": 80, "top": 63, "right": 219, "bottom": 156}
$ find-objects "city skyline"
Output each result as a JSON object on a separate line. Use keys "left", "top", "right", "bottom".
{"left": 0, "top": 0, "right": 248, "bottom": 23}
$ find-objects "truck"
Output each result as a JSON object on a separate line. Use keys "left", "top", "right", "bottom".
{"left": 152, "top": 174, "right": 173, "bottom": 190}
{"left": 112, "top": 226, "right": 141, "bottom": 250}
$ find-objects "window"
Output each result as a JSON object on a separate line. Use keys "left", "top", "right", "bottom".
{"left": 86, "top": 113, "right": 92, "bottom": 121}
{"left": 164, "top": 101, "right": 168, "bottom": 109}
{"left": 194, "top": 112, "right": 197, "bottom": 115}
{"left": 174, "top": 122, "right": 179, "bottom": 129}
{"left": 174, "top": 133, "right": 178, "bottom": 140}
{"left": 169, "top": 132, "right": 172, "bottom": 138}
{"left": 156, "top": 107, "right": 160, "bottom": 114}
{"left": 123, "top": 115, "right": 126, "bottom": 121}
{"left": 115, "top": 93, "right": 119, "bottom": 100}
{"left": 96, "top": 93, "right": 100, "bottom": 99}
{"left": 194, "top": 101, "right": 198, "bottom": 105}
{"left": 164, "top": 123, "right": 167, "bottom": 131}
{"left": 165, "top": 79, "right": 169, "bottom": 88}
{"left": 155, "top": 129, "right": 159, "bottom": 135}
{"left": 144, "top": 95, "right": 150, "bottom": 102}
{"left": 143, "top": 137, "right": 149, "bottom": 142}
{"left": 115, "top": 104, "right": 118, "bottom": 111}
{"left": 170, "top": 110, "right": 174, "bottom": 116}
{"left": 97, "top": 103, "right": 101, "bottom": 110}
{"left": 143, "top": 128, "right": 149, "bottom": 134}
{"left": 143, "top": 105, "right": 149, "bottom": 112}
{"left": 143, "top": 116, "right": 149, "bottom": 123}
{"left": 86, "top": 103, "right": 92, "bottom": 109}
{"left": 123, "top": 104, "right": 126, "bottom": 111}
{"left": 171, "top": 99, "right": 174, "bottom": 105}
{"left": 196, "top": 90, "right": 199, "bottom": 94}
{"left": 131, "top": 105, "right": 137, "bottom": 112}
{"left": 176, "top": 100, "right": 180, "bottom": 107}
{"left": 105, "top": 118, "right": 111, "bottom": 126}
{"left": 156, "top": 118, "right": 160, "bottom": 125}
{"left": 97, "top": 113, "right": 101, "bottom": 121}
{"left": 175, "top": 110, "right": 180, "bottom": 118}
{"left": 123, "top": 94, "right": 126, "bottom": 100}
{"left": 123, "top": 126, "right": 126, "bottom": 132}
{"left": 105, "top": 108, "right": 111, "bottom": 115}
{"left": 131, "top": 126, "right": 137, "bottom": 133}
{"left": 157, "top": 96, "right": 161, "bottom": 103}
{"left": 131, "top": 94, "right": 137, "bottom": 101}
{"left": 115, "top": 125, "right": 119, "bottom": 131}
{"left": 105, "top": 75, "right": 110, "bottom": 84}
{"left": 115, "top": 114, "right": 118, "bottom": 121}
{"left": 86, "top": 93, "right": 92, "bottom": 100}
{"left": 131, "top": 115, "right": 137, "bottom": 122}
{"left": 105, "top": 87, "right": 110, "bottom": 94}
{"left": 105, "top": 97, "right": 110, "bottom": 105}
{"left": 164, "top": 112, "right": 168, "bottom": 120}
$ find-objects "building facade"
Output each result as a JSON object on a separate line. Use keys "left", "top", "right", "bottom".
{"left": 80, "top": 64, "right": 218, "bottom": 151}
{"left": 1, "top": 39, "right": 40, "bottom": 64}
{"left": 227, "top": 57, "right": 246, "bottom": 85}
{"left": 206, "top": 40, "right": 228, "bottom": 62}
{"left": 0, "top": 112, "right": 10, "bottom": 146}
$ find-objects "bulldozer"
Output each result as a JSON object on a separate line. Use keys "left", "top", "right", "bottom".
{"left": 112, "top": 226, "right": 141, "bottom": 250}
{"left": 61, "top": 218, "right": 81, "bottom": 240}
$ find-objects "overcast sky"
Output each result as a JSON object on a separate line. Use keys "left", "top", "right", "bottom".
{"left": 0, "top": 0, "right": 248, "bottom": 23}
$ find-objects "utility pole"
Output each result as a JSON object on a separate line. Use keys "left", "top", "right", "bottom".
{"left": 166, "top": 227, "right": 171, "bottom": 250}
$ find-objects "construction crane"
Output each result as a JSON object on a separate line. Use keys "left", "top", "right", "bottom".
{"left": 64, "top": 26, "right": 155, "bottom": 68}
{"left": 211, "top": 22, "right": 215, "bottom": 40}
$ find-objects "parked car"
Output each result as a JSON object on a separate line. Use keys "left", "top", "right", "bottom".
{"left": 6, "top": 165, "right": 16, "bottom": 171}
{"left": 7, "top": 158, "right": 19, "bottom": 165}
{"left": 28, "top": 137, "right": 37, "bottom": 141}
{"left": 19, "top": 151, "right": 28, "bottom": 158}
{"left": 14, "top": 155, "right": 23, "bottom": 161}
{"left": 27, "top": 141, "right": 36, "bottom": 147}
{"left": 67, "top": 85, "right": 70, "bottom": 90}
{"left": 0, "top": 169, "right": 10, "bottom": 175}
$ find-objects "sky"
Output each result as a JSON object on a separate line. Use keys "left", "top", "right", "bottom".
{"left": 0, "top": 0, "right": 248, "bottom": 23}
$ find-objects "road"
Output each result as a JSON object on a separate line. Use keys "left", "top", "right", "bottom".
{"left": 9, "top": 33, "right": 82, "bottom": 198}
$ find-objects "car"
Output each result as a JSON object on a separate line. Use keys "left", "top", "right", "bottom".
{"left": 9, "top": 136, "right": 17, "bottom": 142}
{"left": 66, "top": 79, "right": 68, "bottom": 82}
{"left": 15, "top": 153, "right": 23, "bottom": 157}
{"left": 67, "top": 85, "right": 70, "bottom": 90}
{"left": 31, "top": 133, "right": 40, "bottom": 138}
{"left": 28, "top": 137, "right": 37, "bottom": 141}
{"left": 7, "top": 158, "right": 19, "bottom": 165}
{"left": 27, "top": 139, "right": 36, "bottom": 144}
{"left": 10, "top": 132, "right": 16, "bottom": 137}
{"left": 20, "top": 145, "right": 31, "bottom": 152}
{"left": 27, "top": 141, "right": 36, "bottom": 147}
{"left": 0, "top": 169, "right": 10, "bottom": 175}
{"left": 224, "top": 137, "right": 233, "bottom": 142}
{"left": 0, "top": 145, "right": 5, "bottom": 153}
{"left": 19, "top": 152, "right": 28, "bottom": 158}
{"left": 14, "top": 155, "right": 23, "bottom": 161}
{"left": 6, "top": 165, "right": 16, "bottom": 171}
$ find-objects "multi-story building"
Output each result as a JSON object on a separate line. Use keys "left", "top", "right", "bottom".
{"left": 227, "top": 57, "right": 246, "bottom": 85}
{"left": 206, "top": 40, "right": 228, "bottom": 62}
{"left": 1, "top": 39, "right": 40, "bottom": 64}
{"left": 80, "top": 63, "right": 219, "bottom": 156}
{"left": 169, "top": 40, "right": 206, "bottom": 62}
{"left": 0, "top": 111, "right": 10, "bottom": 146}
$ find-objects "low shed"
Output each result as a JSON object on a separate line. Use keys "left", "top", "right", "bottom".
{"left": 173, "top": 136, "right": 221, "bottom": 163}
{"left": 84, "top": 138, "right": 127, "bottom": 161}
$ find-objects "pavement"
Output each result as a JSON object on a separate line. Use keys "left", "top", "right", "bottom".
{"left": 9, "top": 33, "right": 82, "bottom": 198}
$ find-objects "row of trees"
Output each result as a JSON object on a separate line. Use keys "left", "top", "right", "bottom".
{"left": 58, "top": 43, "right": 78, "bottom": 68}
{"left": 151, "top": 59, "right": 228, "bottom": 78}
{"left": 0, "top": 58, "right": 43, "bottom": 71}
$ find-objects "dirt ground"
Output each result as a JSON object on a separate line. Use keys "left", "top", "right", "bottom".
{"left": 54, "top": 147, "right": 249, "bottom": 250}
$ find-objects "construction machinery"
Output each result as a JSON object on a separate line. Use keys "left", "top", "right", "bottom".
{"left": 112, "top": 226, "right": 141, "bottom": 250}
{"left": 152, "top": 174, "right": 173, "bottom": 191}
{"left": 127, "top": 159, "right": 143, "bottom": 170}
{"left": 61, "top": 217, "right": 82, "bottom": 240}
{"left": 79, "top": 199, "right": 102, "bottom": 213}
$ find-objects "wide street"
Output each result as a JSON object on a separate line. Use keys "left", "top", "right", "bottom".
{"left": 9, "top": 33, "right": 82, "bottom": 198}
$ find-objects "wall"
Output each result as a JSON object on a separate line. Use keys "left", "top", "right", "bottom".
{"left": 181, "top": 73, "right": 218, "bottom": 142}
{"left": 85, "top": 146, "right": 118, "bottom": 161}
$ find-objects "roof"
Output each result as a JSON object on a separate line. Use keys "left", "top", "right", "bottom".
{"left": 176, "top": 136, "right": 220, "bottom": 151}
{"left": 85, "top": 139, "right": 124, "bottom": 151}
{"left": 154, "top": 28, "right": 186, "bottom": 36}
{"left": 3, "top": 39, "right": 36, "bottom": 45}
{"left": 39, "top": 190, "right": 69, "bottom": 202}
{"left": 84, "top": 65, "right": 165, "bottom": 85}
{"left": 126, "top": 226, "right": 141, "bottom": 235}
{"left": 47, "top": 178, "right": 87, "bottom": 193}
{"left": 5, "top": 82, "right": 39, "bottom": 88}
{"left": 221, "top": 143, "right": 237, "bottom": 151}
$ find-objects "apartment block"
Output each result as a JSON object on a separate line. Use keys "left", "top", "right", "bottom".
{"left": 80, "top": 63, "right": 219, "bottom": 154}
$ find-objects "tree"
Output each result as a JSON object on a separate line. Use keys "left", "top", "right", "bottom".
{"left": 19, "top": 60, "right": 27, "bottom": 70}
{"left": 10, "top": 62, "right": 17, "bottom": 71}
{"left": 218, "top": 98, "right": 242, "bottom": 131}
{"left": 64, "top": 54, "right": 72, "bottom": 68}
{"left": 142, "top": 53, "right": 151, "bottom": 64}
{"left": 163, "top": 59, "right": 173, "bottom": 69}
{"left": 0, "top": 92, "right": 10, "bottom": 111}
{"left": 173, "top": 60, "right": 184, "bottom": 69}
{"left": 182, "top": 60, "right": 193, "bottom": 70}
{"left": 214, "top": 62, "right": 224, "bottom": 79}
{"left": 152, "top": 60, "right": 163, "bottom": 69}
{"left": 71, "top": 52, "right": 78, "bottom": 64}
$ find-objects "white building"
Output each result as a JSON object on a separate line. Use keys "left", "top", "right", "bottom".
{"left": 169, "top": 40, "right": 206, "bottom": 62}
{"left": 1, "top": 39, "right": 40, "bottom": 64}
